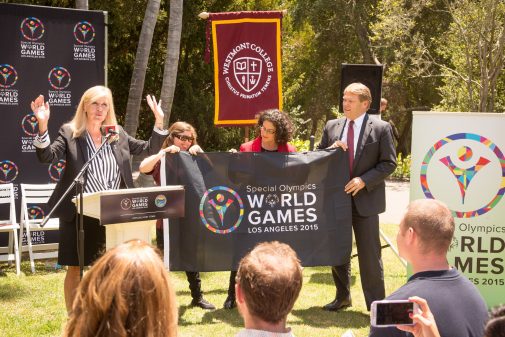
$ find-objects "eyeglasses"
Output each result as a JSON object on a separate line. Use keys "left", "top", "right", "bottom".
{"left": 260, "top": 126, "right": 276, "bottom": 134}
{"left": 173, "top": 134, "right": 194, "bottom": 142}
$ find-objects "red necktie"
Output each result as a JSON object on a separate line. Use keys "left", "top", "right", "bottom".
{"left": 347, "top": 120, "right": 354, "bottom": 175}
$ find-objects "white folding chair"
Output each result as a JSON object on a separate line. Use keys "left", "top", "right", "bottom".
{"left": 0, "top": 183, "right": 21, "bottom": 275}
{"left": 19, "top": 183, "right": 59, "bottom": 273}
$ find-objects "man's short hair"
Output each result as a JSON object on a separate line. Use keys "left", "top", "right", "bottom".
{"left": 380, "top": 98, "right": 388, "bottom": 106}
{"left": 344, "top": 82, "right": 372, "bottom": 103}
{"left": 236, "top": 241, "right": 303, "bottom": 324}
{"left": 402, "top": 199, "right": 455, "bottom": 254}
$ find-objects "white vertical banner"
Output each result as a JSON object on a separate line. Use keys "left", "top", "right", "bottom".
{"left": 411, "top": 111, "right": 505, "bottom": 308}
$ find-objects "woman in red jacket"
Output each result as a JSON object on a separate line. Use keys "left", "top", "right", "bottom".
{"left": 224, "top": 109, "right": 296, "bottom": 309}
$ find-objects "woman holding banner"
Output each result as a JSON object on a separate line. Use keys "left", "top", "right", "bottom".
{"left": 225, "top": 109, "right": 297, "bottom": 309}
{"left": 31, "top": 86, "right": 166, "bottom": 313}
{"left": 139, "top": 111, "right": 215, "bottom": 310}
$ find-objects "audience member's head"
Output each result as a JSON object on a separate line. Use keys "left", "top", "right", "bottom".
{"left": 397, "top": 199, "right": 455, "bottom": 262}
{"left": 236, "top": 241, "right": 303, "bottom": 329}
{"left": 380, "top": 98, "right": 388, "bottom": 113}
{"left": 62, "top": 240, "right": 178, "bottom": 337}
{"left": 485, "top": 304, "right": 505, "bottom": 337}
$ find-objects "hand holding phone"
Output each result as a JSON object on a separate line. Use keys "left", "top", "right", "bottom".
{"left": 396, "top": 297, "right": 441, "bottom": 337}
{"left": 371, "top": 300, "right": 420, "bottom": 327}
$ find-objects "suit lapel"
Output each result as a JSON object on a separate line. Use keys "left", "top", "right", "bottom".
{"left": 76, "top": 133, "right": 89, "bottom": 163}
{"left": 336, "top": 118, "right": 346, "bottom": 142}
{"left": 110, "top": 134, "right": 126, "bottom": 185}
{"left": 353, "top": 114, "right": 372, "bottom": 170}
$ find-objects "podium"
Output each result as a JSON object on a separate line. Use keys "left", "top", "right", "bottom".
{"left": 75, "top": 185, "right": 184, "bottom": 250}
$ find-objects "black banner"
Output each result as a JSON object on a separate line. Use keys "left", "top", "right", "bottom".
{"left": 165, "top": 151, "right": 352, "bottom": 272}
{"left": 0, "top": 3, "right": 106, "bottom": 246}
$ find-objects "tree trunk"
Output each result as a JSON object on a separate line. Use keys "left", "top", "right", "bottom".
{"left": 350, "top": 0, "right": 379, "bottom": 64}
{"left": 75, "top": 0, "right": 88, "bottom": 10}
{"left": 124, "top": 0, "right": 161, "bottom": 136}
{"left": 160, "top": 0, "right": 184, "bottom": 126}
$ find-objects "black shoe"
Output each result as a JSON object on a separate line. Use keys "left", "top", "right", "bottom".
{"left": 223, "top": 295, "right": 236, "bottom": 309}
{"left": 191, "top": 297, "right": 216, "bottom": 310}
{"left": 322, "top": 298, "right": 352, "bottom": 311}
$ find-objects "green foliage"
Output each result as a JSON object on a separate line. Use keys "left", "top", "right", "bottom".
{"left": 291, "top": 137, "right": 310, "bottom": 151}
{"left": 391, "top": 153, "right": 411, "bottom": 180}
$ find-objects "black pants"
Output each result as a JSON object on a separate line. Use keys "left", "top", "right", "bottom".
{"left": 156, "top": 228, "right": 203, "bottom": 300}
{"left": 333, "top": 203, "right": 385, "bottom": 310}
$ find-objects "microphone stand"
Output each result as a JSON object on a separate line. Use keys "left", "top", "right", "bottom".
{"left": 40, "top": 132, "right": 115, "bottom": 279}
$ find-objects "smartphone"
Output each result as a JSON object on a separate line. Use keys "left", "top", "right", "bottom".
{"left": 370, "top": 300, "right": 419, "bottom": 327}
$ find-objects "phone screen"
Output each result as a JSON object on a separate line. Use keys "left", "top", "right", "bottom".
{"left": 376, "top": 302, "right": 414, "bottom": 325}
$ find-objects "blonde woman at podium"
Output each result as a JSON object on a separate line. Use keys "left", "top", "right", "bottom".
{"left": 139, "top": 120, "right": 216, "bottom": 310}
{"left": 31, "top": 87, "right": 166, "bottom": 313}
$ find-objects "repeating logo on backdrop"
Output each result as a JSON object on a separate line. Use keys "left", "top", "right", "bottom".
{"left": 21, "top": 113, "right": 39, "bottom": 136}
{"left": 20, "top": 17, "right": 45, "bottom": 41}
{"left": 74, "top": 21, "right": 95, "bottom": 44}
{"left": 49, "top": 160, "right": 66, "bottom": 182}
{"left": 48, "top": 67, "right": 71, "bottom": 90}
{"left": 199, "top": 186, "right": 244, "bottom": 234}
{"left": 0, "top": 65, "right": 18, "bottom": 88}
{"left": 0, "top": 160, "right": 19, "bottom": 183}
{"left": 222, "top": 43, "right": 274, "bottom": 99}
{"left": 27, "top": 206, "right": 45, "bottom": 220}
{"left": 420, "top": 133, "right": 505, "bottom": 218}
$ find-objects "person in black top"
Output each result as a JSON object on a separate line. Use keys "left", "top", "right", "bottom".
{"left": 32, "top": 87, "right": 165, "bottom": 312}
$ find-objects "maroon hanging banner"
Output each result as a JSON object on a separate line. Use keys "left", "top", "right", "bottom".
{"left": 209, "top": 11, "right": 283, "bottom": 126}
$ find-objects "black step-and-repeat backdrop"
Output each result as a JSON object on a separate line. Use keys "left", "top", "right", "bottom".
{"left": 0, "top": 3, "right": 105, "bottom": 247}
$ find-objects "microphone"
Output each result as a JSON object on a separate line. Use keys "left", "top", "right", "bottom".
{"left": 101, "top": 125, "right": 119, "bottom": 143}
{"left": 309, "top": 135, "right": 315, "bottom": 151}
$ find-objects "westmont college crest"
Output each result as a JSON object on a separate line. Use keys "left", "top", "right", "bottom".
{"left": 199, "top": 186, "right": 244, "bottom": 234}
{"left": 420, "top": 133, "right": 505, "bottom": 218}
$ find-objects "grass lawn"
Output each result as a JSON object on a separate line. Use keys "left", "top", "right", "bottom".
{"left": 0, "top": 223, "right": 406, "bottom": 337}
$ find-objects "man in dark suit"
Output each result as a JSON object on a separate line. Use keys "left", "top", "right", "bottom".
{"left": 317, "top": 82, "right": 397, "bottom": 311}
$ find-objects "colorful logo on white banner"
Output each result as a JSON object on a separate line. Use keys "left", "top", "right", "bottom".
{"left": 420, "top": 133, "right": 505, "bottom": 217}
{"left": 199, "top": 186, "right": 244, "bottom": 234}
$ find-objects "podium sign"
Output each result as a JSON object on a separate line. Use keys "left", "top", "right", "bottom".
{"left": 74, "top": 185, "right": 184, "bottom": 251}
{"left": 99, "top": 188, "right": 184, "bottom": 225}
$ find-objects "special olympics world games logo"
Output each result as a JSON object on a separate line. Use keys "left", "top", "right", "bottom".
{"left": 73, "top": 21, "right": 95, "bottom": 44}
{"left": 48, "top": 160, "right": 66, "bottom": 182}
{"left": 199, "top": 186, "right": 244, "bottom": 234}
{"left": 20, "top": 17, "right": 45, "bottom": 41}
{"left": 48, "top": 66, "right": 71, "bottom": 90}
{"left": 27, "top": 205, "right": 45, "bottom": 220}
{"left": 0, "top": 64, "right": 18, "bottom": 88}
{"left": 121, "top": 198, "right": 132, "bottom": 210}
{"left": 420, "top": 133, "right": 505, "bottom": 218}
{"left": 0, "top": 160, "right": 19, "bottom": 183}
{"left": 21, "top": 113, "right": 39, "bottom": 136}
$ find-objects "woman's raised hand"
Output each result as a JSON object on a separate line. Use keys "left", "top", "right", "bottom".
{"left": 30, "top": 95, "right": 50, "bottom": 134}
{"left": 146, "top": 94, "right": 164, "bottom": 128}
